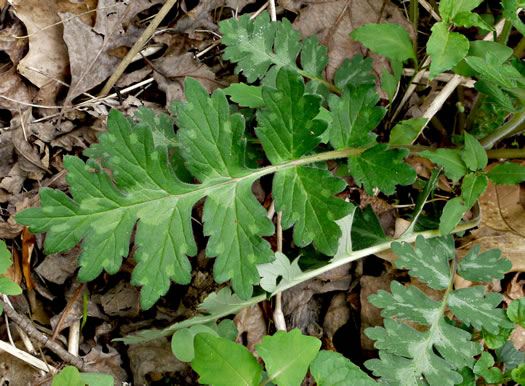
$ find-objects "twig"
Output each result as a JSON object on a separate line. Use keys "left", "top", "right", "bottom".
{"left": 418, "top": 0, "right": 441, "bottom": 22}
{"left": 250, "top": 1, "right": 269, "bottom": 19}
{"left": 99, "top": 0, "right": 179, "bottom": 96}
{"left": 68, "top": 320, "right": 80, "bottom": 357}
{"left": 0, "top": 340, "right": 57, "bottom": 374}
{"left": 269, "top": 0, "right": 277, "bottom": 21}
{"left": 0, "top": 299, "right": 96, "bottom": 372}
{"left": 273, "top": 210, "right": 286, "bottom": 331}
{"left": 402, "top": 68, "right": 475, "bottom": 88}
{"left": 52, "top": 283, "right": 85, "bottom": 341}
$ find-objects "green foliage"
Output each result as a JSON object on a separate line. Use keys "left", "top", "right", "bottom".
{"left": 350, "top": 23, "right": 416, "bottom": 63}
{"left": 507, "top": 297, "right": 525, "bottom": 327}
{"left": 256, "top": 329, "right": 321, "bottom": 386}
{"left": 348, "top": 144, "right": 416, "bottom": 195}
{"left": 0, "top": 240, "right": 22, "bottom": 314}
{"left": 487, "top": 162, "right": 525, "bottom": 184}
{"left": 190, "top": 329, "right": 323, "bottom": 386}
{"left": 427, "top": 22, "right": 470, "bottom": 79}
{"left": 52, "top": 366, "right": 113, "bottom": 386}
{"left": 365, "top": 235, "right": 515, "bottom": 385}
{"left": 192, "top": 333, "right": 263, "bottom": 385}
{"left": 17, "top": 16, "right": 423, "bottom": 309}
{"left": 310, "top": 350, "right": 376, "bottom": 385}
{"left": 171, "top": 320, "right": 237, "bottom": 362}
{"left": 389, "top": 118, "right": 428, "bottom": 145}
{"left": 219, "top": 13, "right": 327, "bottom": 86}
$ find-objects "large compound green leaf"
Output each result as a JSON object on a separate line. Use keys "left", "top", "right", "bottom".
{"left": 17, "top": 78, "right": 277, "bottom": 308}
{"left": 365, "top": 235, "right": 513, "bottom": 385}
{"left": 257, "top": 69, "right": 353, "bottom": 255}
{"left": 17, "top": 110, "right": 201, "bottom": 310}
{"left": 220, "top": 13, "right": 328, "bottom": 84}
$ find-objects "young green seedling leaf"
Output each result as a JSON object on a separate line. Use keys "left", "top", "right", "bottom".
{"left": 350, "top": 23, "right": 416, "bottom": 63}
{"left": 389, "top": 118, "right": 428, "bottom": 145}
{"left": 192, "top": 333, "right": 263, "bottom": 385}
{"left": 310, "top": 350, "right": 376, "bottom": 385}
{"left": 439, "top": 0, "right": 483, "bottom": 23}
{"left": 461, "top": 173, "right": 488, "bottom": 208}
{"left": 351, "top": 205, "right": 388, "bottom": 251}
{"left": 465, "top": 54, "right": 525, "bottom": 89}
{"left": 220, "top": 13, "right": 329, "bottom": 85}
{"left": 440, "top": 197, "right": 466, "bottom": 235}
{"left": 427, "top": 22, "right": 469, "bottom": 79}
{"left": 496, "top": 341, "right": 525, "bottom": 371}
{"left": 420, "top": 148, "right": 468, "bottom": 184}
{"left": 452, "top": 12, "right": 495, "bottom": 30}
{"left": 255, "top": 329, "right": 321, "bottom": 386}
{"left": 257, "top": 252, "right": 303, "bottom": 293}
{"left": 502, "top": 0, "right": 525, "bottom": 35}
{"left": 224, "top": 83, "right": 264, "bottom": 108}
{"left": 474, "top": 352, "right": 504, "bottom": 384}
{"left": 487, "top": 162, "right": 525, "bottom": 184}
{"left": 462, "top": 132, "right": 488, "bottom": 171}
{"left": 507, "top": 298, "right": 525, "bottom": 328}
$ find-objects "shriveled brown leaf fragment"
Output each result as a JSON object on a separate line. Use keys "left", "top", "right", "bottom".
{"left": 153, "top": 52, "right": 220, "bottom": 105}
{"left": 128, "top": 338, "right": 185, "bottom": 384}
{"left": 61, "top": 0, "right": 163, "bottom": 102}
{"left": 234, "top": 304, "right": 266, "bottom": 354}
{"left": 0, "top": 68, "right": 36, "bottom": 112}
{"left": 11, "top": 0, "right": 69, "bottom": 105}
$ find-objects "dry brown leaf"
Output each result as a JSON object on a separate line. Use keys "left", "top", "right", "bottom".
{"left": 174, "top": 0, "right": 257, "bottom": 37}
{"left": 12, "top": 126, "right": 49, "bottom": 180}
{"left": 0, "top": 216, "right": 24, "bottom": 238}
{"left": 12, "top": 0, "right": 69, "bottom": 105}
{"left": 234, "top": 304, "right": 267, "bottom": 354}
{"left": 0, "top": 351, "right": 43, "bottom": 385}
{"left": 35, "top": 246, "right": 81, "bottom": 285}
{"left": 0, "top": 20, "right": 27, "bottom": 65}
{"left": 291, "top": 0, "right": 414, "bottom": 85}
{"left": 84, "top": 345, "right": 128, "bottom": 383}
{"left": 322, "top": 292, "right": 351, "bottom": 349}
{"left": 93, "top": 0, "right": 164, "bottom": 37}
{"left": 61, "top": 0, "right": 162, "bottom": 102}
{"left": 127, "top": 338, "right": 185, "bottom": 384}
{"left": 360, "top": 272, "right": 393, "bottom": 351}
{"left": 93, "top": 281, "right": 141, "bottom": 318}
{"left": 153, "top": 52, "right": 221, "bottom": 105}
{"left": 0, "top": 68, "right": 36, "bottom": 112}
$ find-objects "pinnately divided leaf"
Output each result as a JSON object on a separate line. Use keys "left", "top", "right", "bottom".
{"left": 16, "top": 67, "right": 359, "bottom": 309}
{"left": 365, "top": 235, "right": 513, "bottom": 385}
{"left": 348, "top": 144, "right": 417, "bottom": 195}
{"left": 219, "top": 13, "right": 327, "bottom": 84}
{"left": 257, "top": 69, "right": 353, "bottom": 255}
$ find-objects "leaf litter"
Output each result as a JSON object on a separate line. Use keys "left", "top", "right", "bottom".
{"left": 0, "top": 0, "right": 522, "bottom": 384}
